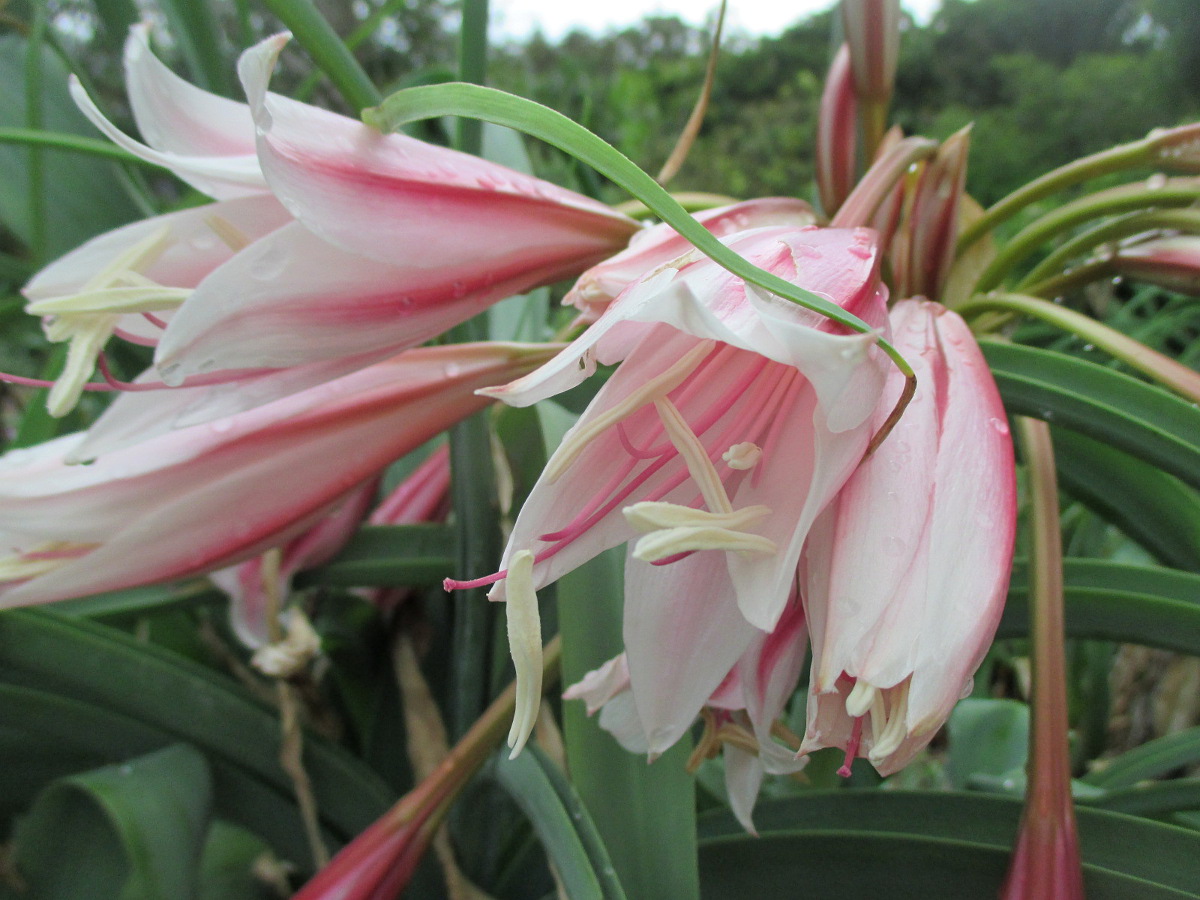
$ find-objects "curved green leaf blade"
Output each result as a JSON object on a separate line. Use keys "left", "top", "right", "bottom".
{"left": 981, "top": 341, "right": 1200, "bottom": 491}
{"left": 698, "top": 791, "right": 1200, "bottom": 894}
{"left": 0, "top": 683, "right": 339, "bottom": 864}
{"left": 1084, "top": 727, "right": 1200, "bottom": 789}
{"left": 10, "top": 745, "right": 212, "bottom": 900}
{"left": 491, "top": 746, "right": 627, "bottom": 900}
{"left": 0, "top": 611, "right": 392, "bottom": 842}
{"left": 1051, "top": 428, "right": 1200, "bottom": 572}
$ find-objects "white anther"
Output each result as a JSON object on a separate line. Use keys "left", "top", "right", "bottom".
{"left": 845, "top": 680, "right": 878, "bottom": 719}
{"left": 544, "top": 340, "right": 715, "bottom": 482}
{"left": 631, "top": 525, "right": 776, "bottom": 563}
{"left": 868, "top": 682, "right": 911, "bottom": 763}
{"left": 623, "top": 501, "right": 771, "bottom": 533}
{"left": 722, "top": 442, "right": 762, "bottom": 470}
{"left": 502, "top": 550, "right": 543, "bottom": 758}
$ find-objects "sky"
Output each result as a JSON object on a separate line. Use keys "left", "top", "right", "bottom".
{"left": 490, "top": 0, "right": 942, "bottom": 42}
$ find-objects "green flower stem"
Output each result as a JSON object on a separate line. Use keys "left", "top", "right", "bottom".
{"left": 1003, "top": 418, "right": 1084, "bottom": 898}
{"left": 1018, "top": 208, "right": 1200, "bottom": 290}
{"left": 959, "top": 127, "right": 1200, "bottom": 255}
{"left": 960, "top": 293, "right": 1200, "bottom": 403}
{"left": 972, "top": 178, "right": 1200, "bottom": 294}
{"left": 456, "top": 0, "right": 490, "bottom": 155}
{"left": 259, "top": 0, "right": 381, "bottom": 113}
{"left": 363, "top": 83, "right": 916, "bottom": 385}
{"left": 293, "top": 0, "right": 411, "bottom": 101}
{"left": 0, "top": 127, "right": 146, "bottom": 165}
{"left": 445, "top": 0, "right": 498, "bottom": 738}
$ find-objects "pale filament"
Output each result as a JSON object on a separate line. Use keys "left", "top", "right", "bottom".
{"left": 652, "top": 396, "right": 733, "bottom": 515}
{"left": 502, "top": 550, "right": 543, "bottom": 758}
{"left": 544, "top": 339, "right": 716, "bottom": 482}
{"left": 0, "top": 541, "right": 94, "bottom": 582}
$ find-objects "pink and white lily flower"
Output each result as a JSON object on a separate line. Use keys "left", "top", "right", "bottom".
{"left": 0, "top": 343, "right": 553, "bottom": 608}
{"left": 448, "top": 225, "right": 892, "bottom": 757}
{"left": 33, "top": 28, "right": 637, "bottom": 422}
{"left": 800, "top": 298, "right": 1017, "bottom": 775}
{"left": 151, "top": 33, "right": 639, "bottom": 384}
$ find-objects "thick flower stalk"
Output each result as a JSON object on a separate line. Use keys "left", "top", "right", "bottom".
{"left": 447, "top": 224, "right": 892, "bottom": 758}
{"left": 800, "top": 299, "right": 1017, "bottom": 774}
{"left": 27, "top": 27, "right": 637, "bottom": 421}
{"left": 0, "top": 343, "right": 552, "bottom": 607}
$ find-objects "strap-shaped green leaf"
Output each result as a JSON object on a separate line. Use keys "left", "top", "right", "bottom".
{"left": 1052, "top": 429, "right": 1200, "bottom": 572}
{"left": 981, "top": 340, "right": 1200, "bottom": 491}
{"left": 491, "top": 747, "right": 628, "bottom": 900}
{"left": 1086, "top": 780, "right": 1200, "bottom": 820}
{"left": 363, "top": 83, "right": 910, "bottom": 375}
{"left": 698, "top": 791, "right": 1200, "bottom": 895}
{"left": 8, "top": 745, "right": 212, "bottom": 900}
{"left": 999, "top": 559, "right": 1200, "bottom": 654}
{"left": 0, "top": 683, "right": 339, "bottom": 863}
{"left": 1083, "top": 727, "right": 1200, "bottom": 789}
{"left": 0, "top": 611, "right": 392, "bottom": 842}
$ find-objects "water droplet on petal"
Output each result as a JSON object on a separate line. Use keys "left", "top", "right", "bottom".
{"left": 988, "top": 417, "right": 1010, "bottom": 435}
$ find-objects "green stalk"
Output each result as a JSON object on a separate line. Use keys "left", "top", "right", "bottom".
{"left": 456, "top": 0, "right": 490, "bottom": 155}
{"left": 959, "top": 126, "right": 1200, "bottom": 255}
{"left": 972, "top": 179, "right": 1200, "bottom": 294}
{"left": 260, "top": 0, "right": 381, "bottom": 113}
{"left": 294, "top": 0, "right": 413, "bottom": 102}
{"left": 959, "top": 293, "right": 1200, "bottom": 403}
{"left": 24, "top": 1, "right": 47, "bottom": 265}
{"left": 1018, "top": 208, "right": 1200, "bottom": 290}
{"left": 445, "top": 0, "right": 499, "bottom": 739}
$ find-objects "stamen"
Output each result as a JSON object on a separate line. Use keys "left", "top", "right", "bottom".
{"left": 142, "top": 312, "right": 169, "bottom": 329}
{"left": 869, "top": 681, "right": 911, "bottom": 763}
{"left": 722, "top": 442, "right": 762, "bottom": 470}
{"left": 544, "top": 340, "right": 715, "bottom": 482}
{"left": 653, "top": 397, "right": 732, "bottom": 515}
{"left": 25, "top": 284, "right": 190, "bottom": 316}
{"left": 631, "top": 525, "right": 776, "bottom": 563}
{"left": 845, "top": 680, "right": 877, "bottom": 718}
{"left": 623, "top": 501, "right": 770, "bottom": 533}
{"left": 205, "top": 214, "right": 254, "bottom": 252}
{"left": 0, "top": 542, "right": 93, "bottom": 582}
{"left": 838, "top": 716, "right": 865, "bottom": 777}
{"left": 502, "top": 550, "right": 542, "bottom": 758}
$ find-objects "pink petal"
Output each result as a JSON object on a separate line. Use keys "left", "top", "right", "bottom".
{"left": 237, "top": 35, "right": 636, "bottom": 270}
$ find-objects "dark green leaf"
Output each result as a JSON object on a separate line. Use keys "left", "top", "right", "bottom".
{"left": 491, "top": 747, "right": 627, "bottom": 900}
{"left": 10, "top": 745, "right": 212, "bottom": 900}
{"left": 981, "top": 340, "right": 1200, "bottom": 492}
{"left": 296, "top": 524, "right": 456, "bottom": 587}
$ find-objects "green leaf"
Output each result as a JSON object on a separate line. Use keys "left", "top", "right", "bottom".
{"left": 1051, "top": 428, "right": 1200, "bottom": 572}
{"left": 945, "top": 699, "right": 1029, "bottom": 790}
{"left": 698, "top": 791, "right": 1200, "bottom": 896}
{"left": 491, "top": 747, "right": 627, "bottom": 900}
{"left": 0, "top": 611, "right": 392, "bottom": 844}
{"left": 981, "top": 340, "right": 1200, "bottom": 491}
{"left": 198, "top": 821, "right": 275, "bottom": 900}
{"left": 999, "top": 560, "right": 1200, "bottom": 654}
{"left": 0, "top": 35, "right": 140, "bottom": 258}
{"left": 0, "top": 683, "right": 341, "bottom": 865}
{"left": 557, "top": 550, "right": 700, "bottom": 900}
{"left": 10, "top": 745, "right": 212, "bottom": 900}
{"left": 1086, "top": 780, "right": 1200, "bottom": 820}
{"left": 296, "top": 524, "right": 456, "bottom": 587}
{"left": 1083, "top": 726, "right": 1200, "bottom": 789}
{"left": 258, "top": 0, "right": 381, "bottom": 113}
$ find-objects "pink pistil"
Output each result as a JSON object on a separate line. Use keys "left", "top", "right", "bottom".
{"left": 142, "top": 312, "right": 169, "bottom": 329}
{"left": 838, "top": 716, "right": 865, "bottom": 777}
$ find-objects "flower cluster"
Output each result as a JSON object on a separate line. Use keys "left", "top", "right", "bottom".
{"left": 7, "top": 19, "right": 1021, "bottom": 883}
